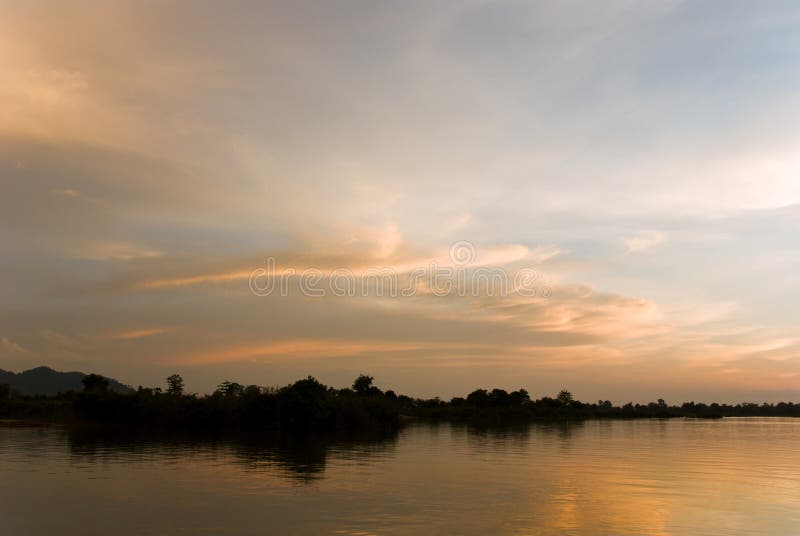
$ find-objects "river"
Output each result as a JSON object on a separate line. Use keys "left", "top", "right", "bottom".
{"left": 1, "top": 418, "right": 798, "bottom": 535}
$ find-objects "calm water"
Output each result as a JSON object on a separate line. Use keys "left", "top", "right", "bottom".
{"left": 1, "top": 418, "right": 799, "bottom": 535}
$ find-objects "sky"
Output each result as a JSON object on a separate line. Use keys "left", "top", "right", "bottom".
{"left": 2, "top": 0, "right": 800, "bottom": 402}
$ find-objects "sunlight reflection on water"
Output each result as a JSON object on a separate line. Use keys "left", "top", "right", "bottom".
{"left": 1, "top": 418, "right": 798, "bottom": 535}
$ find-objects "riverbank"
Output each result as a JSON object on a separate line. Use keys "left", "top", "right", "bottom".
{"left": 2, "top": 373, "right": 797, "bottom": 432}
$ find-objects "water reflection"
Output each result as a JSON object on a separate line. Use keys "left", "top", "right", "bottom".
{"left": 65, "top": 426, "right": 400, "bottom": 482}
{"left": 1, "top": 419, "right": 799, "bottom": 535}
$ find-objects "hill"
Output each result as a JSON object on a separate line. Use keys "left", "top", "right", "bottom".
{"left": 0, "top": 366, "right": 134, "bottom": 396}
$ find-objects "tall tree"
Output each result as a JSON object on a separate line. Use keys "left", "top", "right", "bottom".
{"left": 166, "top": 374, "right": 185, "bottom": 396}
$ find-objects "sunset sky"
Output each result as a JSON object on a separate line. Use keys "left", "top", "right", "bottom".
{"left": 2, "top": 1, "right": 800, "bottom": 402}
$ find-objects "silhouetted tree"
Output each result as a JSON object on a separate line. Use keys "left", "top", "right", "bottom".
{"left": 243, "top": 385, "right": 262, "bottom": 397}
{"left": 557, "top": 389, "right": 573, "bottom": 404}
{"left": 352, "top": 375, "right": 374, "bottom": 395}
{"left": 510, "top": 389, "right": 530, "bottom": 407}
{"left": 216, "top": 381, "right": 244, "bottom": 397}
{"left": 490, "top": 388, "right": 511, "bottom": 406}
{"left": 279, "top": 376, "right": 331, "bottom": 426}
{"left": 82, "top": 374, "right": 110, "bottom": 392}
{"left": 466, "top": 389, "right": 489, "bottom": 407}
{"left": 352, "top": 374, "right": 383, "bottom": 396}
{"left": 166, "top": 374, "right": 184, "bottom": 396}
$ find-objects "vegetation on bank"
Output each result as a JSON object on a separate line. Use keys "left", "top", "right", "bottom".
{"left": 1, "top": 374, "right": 799, "bottom": 431}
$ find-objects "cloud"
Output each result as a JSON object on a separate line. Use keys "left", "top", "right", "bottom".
{"left": 137, "top": 269, "right": 254, "bottom": 289}
{"left": 1, "top": 1, "right": 799, "bottom": 399}
{"left": 20, "top": 69, "right": 89, "bottom": 105}
{"left": 623, "top": 231, "right": 668, "bottom": 253}
{"left": 174, "top": 339, "right": 482, "bottom": 365}
{"left": 128, "top": 237, "right": 558, "bottom": 291}
{"left": 71, "top": 241, "right": 164, "bottom": 261}
{"left": 50, "top": 188, "right": 83, "bottom": 198}
{"left": 442, "top": 212, "right": 474, "bottom": 234}
{"left": 108, "top": 327, "right": 174, "bottom": 341}
{"left": 1, "top": 337, "right": 28, "bottom": 355}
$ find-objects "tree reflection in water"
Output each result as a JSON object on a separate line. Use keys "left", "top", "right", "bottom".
{"left": 65, "top": 426, "right": 400, "bottom": 482}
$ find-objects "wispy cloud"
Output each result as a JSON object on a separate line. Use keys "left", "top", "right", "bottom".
{"left": 50, "top": 188, "right": 83, "bottom": 198}
{"left": 623, "top": 231, "right": 668, "bottom": 253}
{"left": 1, "top": 337, "right": 28, "bottom": 355}
{"left": 108, "top": 327, "right": 174, "bottom": 341}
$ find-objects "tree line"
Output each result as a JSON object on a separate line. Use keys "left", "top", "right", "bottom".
{"left": 1, "top": 374, "right": 799, "bottom": 431}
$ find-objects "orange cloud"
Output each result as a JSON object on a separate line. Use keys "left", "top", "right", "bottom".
{"left": 174, "top": 339, "right": 494, "bottom": 365}
{"left": 136, "top": 270, "right": 255, "bottom": 289}
{"left": 109, "top": 327, "right": 174, "bottom": 340}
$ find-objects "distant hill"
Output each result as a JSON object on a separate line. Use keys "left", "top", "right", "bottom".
{"left": 0, "top": 366, "right": 134, "bottom": 396}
